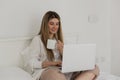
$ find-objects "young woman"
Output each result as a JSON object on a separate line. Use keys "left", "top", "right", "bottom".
{"left": 22, "top": 11, "right": 99, "bottom": 80}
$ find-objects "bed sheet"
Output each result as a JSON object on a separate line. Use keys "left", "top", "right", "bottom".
{"left": 0, "top": 67, "right": 34, "bottom": 80}
{"left": 0, "top": 67, "right": 120, "bottom": 80}
{"left": 97, "top": 72, "right": 120, "bottom": 80}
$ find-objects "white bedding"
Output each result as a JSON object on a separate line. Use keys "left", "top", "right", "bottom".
{"left": 97, "top": 72, "right": 120, "bottom": 80}
{"left": 0, "top": 67, "right": 120, "bottom": 80}
{"left": 0, "top": 67, "right": 34, "bottom": 80}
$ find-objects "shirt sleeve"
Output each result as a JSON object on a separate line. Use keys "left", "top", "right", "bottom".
{"left": 21, "top": 35, "right": 46, "bottom": 73}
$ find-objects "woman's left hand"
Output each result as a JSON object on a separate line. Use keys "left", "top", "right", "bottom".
{"left": 94, "top": 65, "right": 100, "bottom": 76}
{"left": 56, "top": 40, "right": 64, "bottom": 55}
{"left": 87, "top": 64, "right": 100, "bottom": 79}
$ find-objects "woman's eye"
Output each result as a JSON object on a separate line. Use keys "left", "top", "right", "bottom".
{"left": 49, "top": 22, "right": 59, "bottom": 26}
{"left": 50, "top": 22, "right": 54, "bottom": 25}
{"left": 56, "top": 23, "right": 59, "bottom": 26}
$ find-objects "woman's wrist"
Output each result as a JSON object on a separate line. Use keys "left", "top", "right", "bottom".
{"left": 42, "top": 61, "right": 51, "bottom": 68}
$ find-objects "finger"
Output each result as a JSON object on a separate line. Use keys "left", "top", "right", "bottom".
{"left": 58, "top": 61, "right": 62, "bottom": 64}
{"left": 57, "top": 40, "right": 64, "bottom": 46}
{"left": 58, "top": 40, "right": 63, "bottom": 45}
{"left": 57, "top": 40, "right": 61, "bottom": 43}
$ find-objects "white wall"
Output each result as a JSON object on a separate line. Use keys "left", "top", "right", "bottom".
{"left": 90, "top": 0, "right": 111, "bottom": 73}
{"left": 0, "top": 0, "right": 112, "bottom": 73}
{"left": 0, "top": 0, "right": 67, "bottom": 38}
{"left": 111, "top": 0, "right": 120, "bottom": 76}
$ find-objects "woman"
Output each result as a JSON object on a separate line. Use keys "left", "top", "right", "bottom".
{"left": 22, "top": 11, "right": 99, "bottom": 80}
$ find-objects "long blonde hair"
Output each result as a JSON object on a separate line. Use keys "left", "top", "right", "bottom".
{"left": 39, "top": 11, "right": 63, "bottom": 61}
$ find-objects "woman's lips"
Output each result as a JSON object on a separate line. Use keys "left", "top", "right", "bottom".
{"left": 51, "top": 28, "right": 57, "bottom": 32}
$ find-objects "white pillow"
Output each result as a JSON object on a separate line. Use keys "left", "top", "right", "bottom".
{"left": 0, "top": 67, "right": 34, "bottom": 80}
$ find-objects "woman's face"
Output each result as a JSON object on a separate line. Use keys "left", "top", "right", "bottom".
{"left": 48, "top": 18, "right": 59, "bottom": 35}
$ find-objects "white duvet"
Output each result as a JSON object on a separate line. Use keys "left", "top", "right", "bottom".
{"left": 97, "top": 72, "right": 120, "bottom": 80}
{"left": 0, "top": 67, "right": 34, "bottom": 80}
{"left": 0, "top": 67, "right": 120, "bottom": 80}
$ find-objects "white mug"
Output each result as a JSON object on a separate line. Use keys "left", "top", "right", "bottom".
{"left": 47, "top": 39, "right": 57, "bottom": 49}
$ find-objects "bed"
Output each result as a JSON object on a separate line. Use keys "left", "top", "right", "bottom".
{"left": 0, "top": 67, "right": 120, "bottom": 80}
{"left": 0, "top": 36, "right": 120, "bottom": 80}
{"left": 0, "top": 67, "right": 33, "bottom": 80}
{"left": 97, "top": 72, "right": 120, "bottom": 80}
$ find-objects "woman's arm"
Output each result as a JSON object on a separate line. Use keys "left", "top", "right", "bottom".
{"left": 22, "top": 35, "right": 45, "bottom": 70}
{"left": 28, "top": 36, "right": 62, "bottom": 69}
{"left": 42, "top": 61, "right": 62, "bottom": 68}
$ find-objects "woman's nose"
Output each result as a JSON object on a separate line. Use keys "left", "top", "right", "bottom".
{"left": 53, "top": 24, "right": 57, "bottom": 28}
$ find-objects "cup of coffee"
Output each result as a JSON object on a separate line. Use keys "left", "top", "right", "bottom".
{"left": 47, "top": 39, "right": 56, "bottom": 49}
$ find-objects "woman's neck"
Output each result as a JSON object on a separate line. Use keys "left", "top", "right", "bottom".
{"left": 49, "top": 34, "right": 54, "bottom": 39}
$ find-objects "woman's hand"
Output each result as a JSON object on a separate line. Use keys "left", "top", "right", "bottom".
{"left": 56, "top": 40, "right": 64, "bottom": 55}
{"left": 86, "top": 64, "right": 100, "bottom": 79}
{"left": 42, "top": 61, "right": 62, "bottom": 68}
{"left": 93, "top": 65, "right": 100, "bottom": 76}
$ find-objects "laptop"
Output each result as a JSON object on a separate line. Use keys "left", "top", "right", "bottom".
{"left": 61, "top": 44, "right": 96, "bottom": 73}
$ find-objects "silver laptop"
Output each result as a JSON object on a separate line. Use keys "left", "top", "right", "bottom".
{"left": 61, "top": 44, "right": 96, "bottom": 73}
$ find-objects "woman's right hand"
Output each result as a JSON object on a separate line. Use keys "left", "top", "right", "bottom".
{"left": 56, "top": 40, "right": 64, "bottom": 55}
{"left": 42, "top": 61, "right": 62, "bottom": 68}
